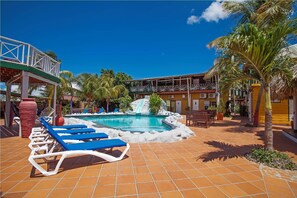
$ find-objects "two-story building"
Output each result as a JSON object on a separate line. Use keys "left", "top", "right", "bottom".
{"left": 126, "top": 73, "right": 217, "bottom": 114}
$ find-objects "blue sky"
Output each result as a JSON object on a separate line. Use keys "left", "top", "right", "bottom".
{"left": 2, "top": 1, "right": 238, "bottom": 79}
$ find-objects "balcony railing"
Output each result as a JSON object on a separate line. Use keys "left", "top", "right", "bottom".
{"left": 0, "top": 36, "right": 60, "bottom": 78}
{"left": 130, "top": 83, "right": 216, "bottom": 93}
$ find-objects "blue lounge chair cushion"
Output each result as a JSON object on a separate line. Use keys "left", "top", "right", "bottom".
{"left": 61, "top": 133, "right": 108, "bottom": 140}
{"left": 66, "top": 139, "right": 127, "bottom": 150}
{"left": 52, "top": 124, "right": 87, "bottom": 129}
{"left": 55, "top": 128, "right": 95, "bottom": 134}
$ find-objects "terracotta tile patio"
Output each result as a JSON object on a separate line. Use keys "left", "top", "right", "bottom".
{"left": 1, "top": 117, "right": 297, "bottom": 197}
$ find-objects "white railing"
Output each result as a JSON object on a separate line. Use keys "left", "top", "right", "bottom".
{"left": 130, "top": 83, "right": 216, "bottom": 92}
{"left": 0, "top": 36, "right": 60, "bottom": 78}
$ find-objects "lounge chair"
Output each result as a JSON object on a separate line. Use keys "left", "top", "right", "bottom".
{"left": 97, "top": 107, "right": 105, "bottom": 114}
{"left": 30, "top": 117, "right": 100, "bottom": 140}
{"left": 29, "top": 117, "right": 109, "bottom": 150}
{"left": 28, "top": 123, "right": 130, "bottom": 176}
{"left": 113, "top": 108, "right": 119, "bottom": 112}
{"left": 82, "top": 108, "right": 89, "bottom": 113}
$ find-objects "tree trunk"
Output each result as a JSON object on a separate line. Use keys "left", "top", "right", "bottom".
{"left": 106, "top": 98, "right": 110, "bottom": 113}
{"left": 293, "top": 88, "right": 297, "bottom": 132}
{"left": 253, "top": 85, "right": 263, "bottom": 127}
{"left": 264, "top": 84, "right": 273, "bottom": 151}
{"left": 70, "top": 96, "right": 73, "bottom": 114}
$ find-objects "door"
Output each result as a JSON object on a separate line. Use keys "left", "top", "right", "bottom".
{"left": 193, "top": 99, "right": 199, "bottom": 110}
{"left": 170, "top": 100, "right": 176, "bottom": 112}
{"left": 176, "top": 100, "right": 182, "bottom": 113}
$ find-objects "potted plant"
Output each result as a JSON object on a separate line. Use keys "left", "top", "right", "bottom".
{"left": 216, "top": 101, "right": 224, "bottom": 121}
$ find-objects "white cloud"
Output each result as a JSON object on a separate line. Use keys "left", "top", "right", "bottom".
{"left": 187, "top": 15, "right": 199, "bottom": 25}
{"left": 187, "top": 0, "right": 245, "bottom": 25}
{"left": 200, "top": 1, "right": 229, "bottom": 22}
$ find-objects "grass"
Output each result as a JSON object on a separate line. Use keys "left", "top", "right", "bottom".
{"left": 245, "top": 148, "right": 297, "bottom": 171}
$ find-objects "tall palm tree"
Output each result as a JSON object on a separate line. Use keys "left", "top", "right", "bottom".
{"left": 221, "top": 0, "right": 295, "bottom": 126}
{"left": 95, "top": 74, "right": 128, "bottom": 112}
{"left": 209, "top": 20, "right": 296, "bottom": 150}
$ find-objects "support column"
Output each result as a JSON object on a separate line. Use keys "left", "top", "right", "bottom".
{"left": 53, "top": 85, "right": 57, "bottom": 125}
{"left": 5, "top": 83, "right": 11, "bottom": 127}
{"left": 187, "top": 78, "right": 190, "bottom": 108}
{"left": 293, "top": 88, "right": 297, "bottom": 132}
{"left": 21, "top": 71, "right": 29, "bottom": 99}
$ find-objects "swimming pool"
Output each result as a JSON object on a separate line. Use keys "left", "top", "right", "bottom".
{"left": 78, "top": 115, "right": 172, "bottom": 132}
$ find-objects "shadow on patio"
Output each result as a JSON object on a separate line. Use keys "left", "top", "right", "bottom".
{"left": 197, "top": 141, "right": 261, "bottom": 162}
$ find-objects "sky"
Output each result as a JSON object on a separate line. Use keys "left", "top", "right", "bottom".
{"left": 2, "top": 1, "right": 239, "bottom": 80}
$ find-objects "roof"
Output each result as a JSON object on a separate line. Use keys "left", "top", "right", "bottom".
{"left": 0, "top": 61, "right": 60, "bottom": 83}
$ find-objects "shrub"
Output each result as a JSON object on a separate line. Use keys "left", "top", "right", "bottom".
{"left": 149, "top": 93, "right": 162, "bottom": 115}
{"left": 246, "top": 148, "right": 297, "bottom": 170}
{"left": 119, "top": 95, "right": 133, "bottom": 113}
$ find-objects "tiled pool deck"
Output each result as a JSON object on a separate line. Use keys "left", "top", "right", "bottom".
{"left": 1, "top": 117, "right": 297, "bottom": 197}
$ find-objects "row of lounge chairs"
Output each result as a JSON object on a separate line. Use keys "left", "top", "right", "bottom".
{"left": 185, "top": 110, "right": 216, "bottom": 128}
{"left": 81, "top": 107, "right": 119, "bottom": 114}
{"left": 28, "top": 117, "right": 129, "bottom": 176}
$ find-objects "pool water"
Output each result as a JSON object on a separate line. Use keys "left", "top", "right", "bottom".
{"left": 79, "top": 115, "right": 171, "bottom": 132}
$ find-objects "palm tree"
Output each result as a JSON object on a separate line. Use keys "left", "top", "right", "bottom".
{"left": 76, "top": 73, "right": 100, "bottom": 107}
{"left": 59, "top": 70, "right": 76, "bottom": 114}
{"left": 95, "top": 74, "right": 128, "bottom": 112}
{"left": 221, "top": 0, "right": 295, "bottom": 127}
{"left": 209, "top": 20, "right": 296, "bottom": 150}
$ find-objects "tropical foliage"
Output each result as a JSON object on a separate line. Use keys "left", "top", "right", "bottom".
{"left": 119, "top": 95, "right": 133, "bottom": 113}
{"left": 206, "top": 0, "right": 296, "bottom": 150}
{"left": 149, "top": 93, "right": 162, "bottom": 115}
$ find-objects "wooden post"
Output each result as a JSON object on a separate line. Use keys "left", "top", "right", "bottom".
{"left": 21, "top": 71, "right": 29, "bottom": 99}
{"left": 5, "top": 83, "right": 11, "bottom": 127}
{"left": 53, "top": 85, "right": 57, "bottom": 125}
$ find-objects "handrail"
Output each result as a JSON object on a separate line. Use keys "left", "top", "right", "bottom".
{"left": 130, "top": 83, "right": 216, "bottom": 92}
{"left": 0, "top": 36, "right": 60, "bottom": 78}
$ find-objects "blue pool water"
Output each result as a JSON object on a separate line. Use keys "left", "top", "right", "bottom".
{"left": 78, "top": 115, "right": 171, "bottom": 132}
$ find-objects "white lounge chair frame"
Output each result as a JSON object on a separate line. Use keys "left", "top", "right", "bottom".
{"left": 29, "top": 143, "right": 130, "bottom": 176}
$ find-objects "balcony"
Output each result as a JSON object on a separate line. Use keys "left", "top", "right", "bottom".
{"left": 0, "top": 36, "right": 60, "bottom": 78}
{"left": 130, "top": 83, "right": 216, "bottom": 93}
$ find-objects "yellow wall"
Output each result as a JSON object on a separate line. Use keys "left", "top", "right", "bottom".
{"left": 159, "top": 93, "right": 216, "bottom": 114}
{"left": 252, "top": 84, "right": 290, "bottom": 125}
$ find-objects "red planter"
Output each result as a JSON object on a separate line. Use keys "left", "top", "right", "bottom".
{"left": 19, "top": 98, "right": 37, "bottom": 138}
{"left": 217, "top": 112, "right": 224, "bottom": 120}
{"left": 55, "top": 115, "right": 65, "bottom": 126}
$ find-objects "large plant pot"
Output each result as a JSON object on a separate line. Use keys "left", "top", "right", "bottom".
{"left": 217, "top": 112, "right": 224, "bottom": 121}
{"left": 19, "top": 98, "right": 37, "bottom": 138}
{"left": 55, "top": 115, "right": 64, "bottom": 126}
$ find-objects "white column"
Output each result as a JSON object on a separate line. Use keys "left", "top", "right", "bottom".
{"left": 5, "top": 83, "right": 11, "bottom": 127}
{"left": 293, "top": 88, "right": 297, "bottom": 131}
{"left": 53, "top": 85, "right": 57, "bottom": 125}
{"left": 21, "top": 71, "right": 29, "bottom": 99}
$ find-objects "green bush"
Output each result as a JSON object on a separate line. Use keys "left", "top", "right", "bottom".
{"left": 119, "top": 95, "right": 133, "bottom": 113}
{"left": 246, "top": 148, "right": 297, "bottom": 170}
{"left": 149, "top": 93, "right": 162, "bottom": 115}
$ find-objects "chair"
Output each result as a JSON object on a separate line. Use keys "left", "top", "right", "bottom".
{"left": 29, "top": 118, "right": 108, "bottom": 145}
{"left": 82, "top": 108, "right": 89, "bottom": 113}
{"left": 28, "top": 122, "right": 130, "bottom": 176}
{"left": 97, "top": 107, "right": 105, "bottom": 114}
{"left": 113, "top": 108, "right": 119, "bottom": 112}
